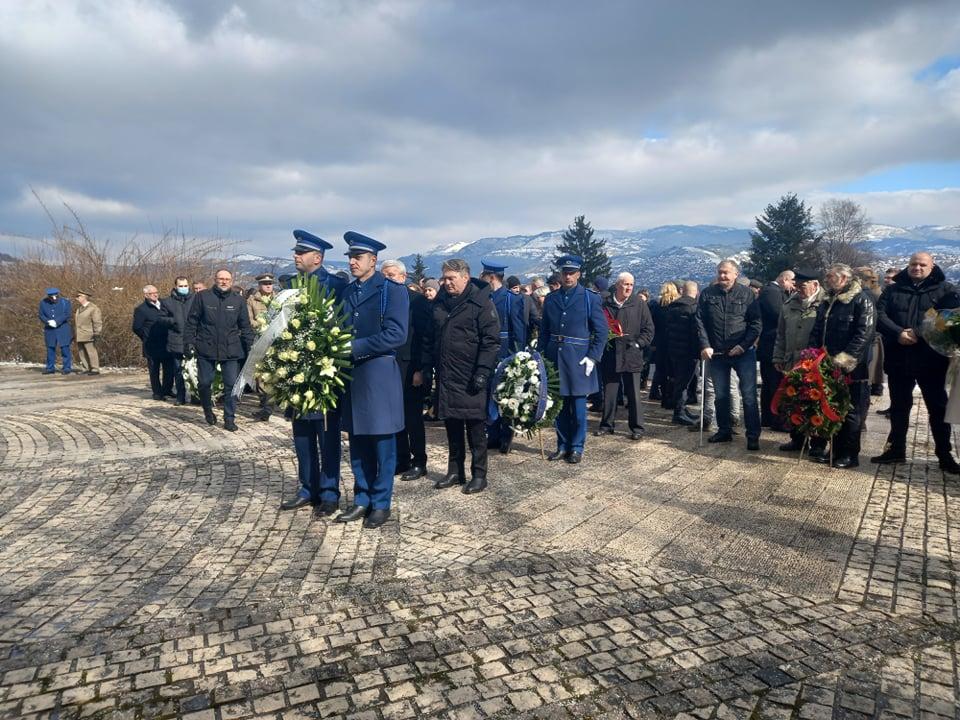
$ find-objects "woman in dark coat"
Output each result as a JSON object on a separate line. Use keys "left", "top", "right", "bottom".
{"left": 649, "top": 281, "right": 680, "bottom": 406}
{"left": 422, "top": 259, "right": 501, "bottom": 494}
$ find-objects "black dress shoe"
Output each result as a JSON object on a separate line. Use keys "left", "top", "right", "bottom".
{"left": 938, "top": 455, "right": 960, "bottom": 474}
{"left": 394, "top": 465, "right": 410, "bottom": 476}
{"left": 280, "top": 496, "right": 312, "bottom": 511}
{"left": 314, "top": 501, "right": 339, "bottom": 517}
{"left": 42, "top": 369, "right": 56, "bottom": 375}
{"left": 251, "top": 408, "right": 271, "bottom": 421}
{"left": 630, "top": 431, "right": 643, "bottom": 441}
{"left": 779, "top": 440, "right": 804, "bottom": 452}
{"left": 363, "top": 509, "right": 390, "bottom": 528}
{"left": 672, "top": 414, "right": 696, "bottom": 426}
{"left": 870, "top": 384, "right": 884, "bottom": 397}
{"left": 400, "top": 466, "right": 427, "bottom": 481}
{"left": 876, "top": 407, "right": 891, "bottom": 416}
{"left": 335, "top": 505, "right": 368, "bottom": 523}
{"left": 566, "top": 452, "right": 582, "bottom": 464}
{"left": 746, "top": 438, "right": 760, "bottom": 451}
{"left": 707, "top": 432, "right": 732, "bottom": 444}
{"left": 204, "top": 409, "right": 217, "bottom": 426}
{"left": 593, "top": 427, "right": 614, "bottom": 436}
{"left": 434, "top": 473, "right": 463, "bottom": 489}
{"left": 688, "top": 422, "right": 712, "bottom": 433}
{"left": 547, "top": 450, "right": 569, "bottom": 461}
{"left": 173, "top": 399, "right": 185, "bottom": 406}
{"left": 223, "top": 420, "right": 238, "bottom": 432}
{"left": 152, "top": 393, "right": 165, "bottom": 401}
{"left": 462, "top": 477, "right": 487, "bottom": 494}
{"left": 871, "top": 449, "right": 907, "bottom": 465}
{"left": 832, "top": 456, "right": 859, "bottom": 469}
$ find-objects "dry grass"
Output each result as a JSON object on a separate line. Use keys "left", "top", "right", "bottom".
{"left": 0, "top": 198, "right": 237, "bottom": 367}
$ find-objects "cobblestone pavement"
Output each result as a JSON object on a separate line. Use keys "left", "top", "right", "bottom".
{"left": 2, "top": 365, "right": 960, "bottom": 719}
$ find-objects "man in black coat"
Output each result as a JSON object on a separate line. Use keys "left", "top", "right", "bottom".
{"left": 696, "top": 260, "right": 763, "bottom": 450}
{"left": 596, "top": 272, "right": 654, "bottom": 439}
{"left": 421, "top": 259, "right": 500, "bottom": 494}
{"left": 183, "top": 269, "right": 255, "bottom": 431}
{"left": 757, "top": 270, "right": 795, "bottom": 429}
{"left": 872, "top": 253, "right": 960, "bottom": 473}
{"left": 665, "top": 281, "right": 702, "bottom": 426}
{"left": 132, "top": 284, "right": 175, "bottom": 400}
{"left": 381, "top": 259, "right": 433, "bottom": 481}
{"left": 809, "top": 264, "right": 876, "bottom": 469}
{"left": 160, "top": 276, "right": 193, "bottom": 405}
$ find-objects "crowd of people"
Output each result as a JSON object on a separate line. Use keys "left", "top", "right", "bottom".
{"left": 36, "top": 236, "right": 960, "bottom": 527}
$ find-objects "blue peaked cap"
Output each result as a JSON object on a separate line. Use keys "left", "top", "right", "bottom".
{"left": 45, "top": 287, "right": 60, "bottom": 296}
{"left": 292, "top": 229, "right": 333, "bottom": 253}
{"left": 480, "top": 259, "right": 509, "bottom": 275}
{"left": 557, "top": 255, "right": 583, "bottom": 270}
{"left": 343, "top": 231, "right": 386, "bottom": 256}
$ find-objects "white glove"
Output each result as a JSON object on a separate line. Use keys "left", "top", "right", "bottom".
{"left": 47, "top": 319, "right": 57, "bottom": 328}
{"left": 579, "top": 357, "right": 595, "bottom": 376}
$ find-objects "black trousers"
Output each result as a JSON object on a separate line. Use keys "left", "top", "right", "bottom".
{"left": 886, "top": 365, "right": 952, "bottom": 456}
{"left": 146, "top": 354, "right": 174, "bottom": 396}
{"left": 835, "top": 380, "right": 870, "bottom": 459}
{"left": 671, "top": 358, "right": 699, "bottom": 413}
{"left": 444, "top": 418, "right": 487, "bottom": 479}
{"left": 396, "top": 384, "right": 428, "bottom": 470}
{"left": 759, "top": 359, "right": 783, "bottom": 427}
{"left": 600, "top": 371, "right": 644, "bottom": 432}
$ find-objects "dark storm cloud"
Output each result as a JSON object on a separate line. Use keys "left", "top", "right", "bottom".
{"left": 0, "top": 0, "right": 958, "bottom": 253}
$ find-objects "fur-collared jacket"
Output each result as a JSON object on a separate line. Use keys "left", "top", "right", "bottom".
{"left": 809, "top": 278, "right": 876, "bottom": 380}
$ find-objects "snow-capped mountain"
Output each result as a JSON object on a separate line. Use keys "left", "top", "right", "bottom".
{"left": 399, "top": 223, "right": 960, "bottom": 288}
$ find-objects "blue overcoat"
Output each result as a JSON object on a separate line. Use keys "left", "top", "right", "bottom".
{"left": 297, "top": 267, "right": 348, "bottom": 421}
{"left": 39, "top": 297, "right": 73, "bottom": 347}
{"left": 538, "top": 284, "right": 607, "bottom": 396}
{"left": 491, "top": 286, "right": 527, "bottom": 359}
{"left": 341, "top": 271, "right": 409, "bottom": 435}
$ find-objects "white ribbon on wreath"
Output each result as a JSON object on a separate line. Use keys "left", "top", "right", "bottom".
{"left": 233, "top": 288, "right": 301, "bottom": 399}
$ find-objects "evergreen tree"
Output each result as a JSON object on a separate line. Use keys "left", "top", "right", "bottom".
{"left": 410, "top": 253, "right": 428, "bottom": 284}
{"left": 744, "top": 193, "right": 820, "bottom": 281}
{"left": 554, "top": 214, "right": 611, "bottom": 286}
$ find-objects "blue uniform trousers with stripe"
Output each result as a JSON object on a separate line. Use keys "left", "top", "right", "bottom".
{"left": 349, "top": 433, "right": 396, "bottom": 510}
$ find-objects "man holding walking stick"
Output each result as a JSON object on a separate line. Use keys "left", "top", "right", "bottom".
{"left": 695, "top": 260, "right": 762, "bottom": 451}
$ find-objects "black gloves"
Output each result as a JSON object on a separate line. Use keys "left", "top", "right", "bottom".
{"left": 468, "top": 372, "right": 489, "bottom": 394}
{"left": 184, "top": 345, "right": 196, "bottom": 359}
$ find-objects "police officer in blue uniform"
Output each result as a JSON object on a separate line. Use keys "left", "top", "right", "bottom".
{"left": 538, "top": 255, "right": 607, "bottom": 463}
{"left": 479, "top": 260, "right": 527, "bottom": 454}
{"left": 336, "top": 232, "right": 409, "bottom": 529}
{"left": 280, "top": 229, "right": 349, "bottom": 515}
{"left": 39, "top": 288, "right": 73, "bottom": 374}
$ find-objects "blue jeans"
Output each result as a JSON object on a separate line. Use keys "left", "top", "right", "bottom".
{"left": 709, "top": 349, "right": 760, "bottom": 439}
{"left": 198, "top": 358, "right": 239, "bottom": 421}
{"left": 349, "top": 434, "right": 396, "bottom": 510}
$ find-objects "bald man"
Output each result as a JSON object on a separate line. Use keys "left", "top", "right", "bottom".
{"left": 874, "top": 252, "right": 960, "bottom": 473}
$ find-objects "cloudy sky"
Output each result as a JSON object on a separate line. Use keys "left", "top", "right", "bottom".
{"left": 1, "top": 0, "right": 959, "bottom": 257}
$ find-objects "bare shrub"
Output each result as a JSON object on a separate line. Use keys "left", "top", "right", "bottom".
{"left": 0, "top": 197, "right": 237, "bottom": 367}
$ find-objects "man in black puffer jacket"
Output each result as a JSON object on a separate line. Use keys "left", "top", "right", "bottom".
{"left": 809, "top": 263, "right": 876, "bottom": 469}
{"left": 183, "top": 269, "right": 255, "bottom": 431}
{"left": 665, "top": 280, "right": 702, "bottom": 425}
{"left": 422, "top": 259, "right": 501, "bottom": 494}
{"left": 872, "top": 253, "right": 960, "bottom": 473}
